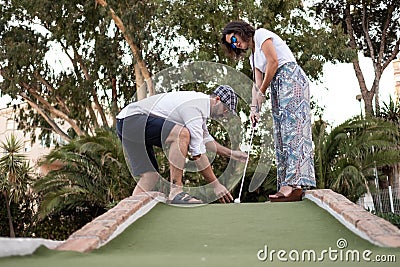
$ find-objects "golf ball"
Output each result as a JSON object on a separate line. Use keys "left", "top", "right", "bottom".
{"left": 234, "top": 199, "right": 240, "bottom": 204}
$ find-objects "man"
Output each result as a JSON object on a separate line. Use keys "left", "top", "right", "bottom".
{"left": 116, "top": 85, "right": 247, "bottom": 204}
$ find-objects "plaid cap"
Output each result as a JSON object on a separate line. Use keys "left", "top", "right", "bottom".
{"left": 213, "top": 85, "right": 238, "bottom": 115}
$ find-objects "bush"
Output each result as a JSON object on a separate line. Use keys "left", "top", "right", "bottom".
{"left": 374, "top": 212, "right": 400, "bottom": 229}
{"left": 0, "top": 196, "right": 35, "bottom": 237}
{"left": 28, "top": 205, "right": 107, "bottom": 240}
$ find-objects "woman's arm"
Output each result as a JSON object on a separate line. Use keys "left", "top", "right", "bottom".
{"left": 251, "top": 68, "right": 264, "bottom": 107}
{"left": 259, "top": 38, "right": 278, "bottom": 95}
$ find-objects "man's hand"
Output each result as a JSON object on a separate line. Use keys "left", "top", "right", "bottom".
{"left": 213, "top": 182, "right": 233, "bottom": 203}
{"left": 231, "top": 150, "right": 248, "bottom": 162}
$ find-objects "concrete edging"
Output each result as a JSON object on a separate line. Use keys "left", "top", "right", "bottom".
{"left": 0, "top": 238, "right": 63, "bottom": 257}
{"left": 304, "top": 189, "right": 400, "bottom": 248}
{"left": 55, "top": 191, "right": 166, "bottom": 253}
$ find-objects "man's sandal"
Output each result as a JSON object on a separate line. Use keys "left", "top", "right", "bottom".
{"left": 169, "top": 192, "right": 203, "bottom": 204}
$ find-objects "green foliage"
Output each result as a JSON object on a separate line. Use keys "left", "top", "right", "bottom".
{"left": 380, "top": 96, "right": 400, "bottom": 125}
{"left": 28, "top": 206, "right": 107, "bottom": 240}
{"left": 374, "top": 212, "right": 400, "bottom": 229}
{"left": 0, "top": 194, "right": 35, "bottom": 237}
{"left": 0, "top": 192, "right": 105, "bottom": 239}
{"left": 0, "top": 0, "right": 356, "bottom": 143}
{"left": 34, "top": 127, "right": 134, "bottom": 219}
{"left": 0, "top": 134, "right": 32, "bottom": 199}
{"left": 0, "top": 134, "right": 33, "bottom": 237}
{"left": 0, "top": 129, "right": 131, "bottom": 238}
{"left": 157, "top": 0, "right": 353, "bottom": 81}
{"left": 378, "top": 96, "right": 400, "bottom": 188}
{"left": 0, "top": 0, "right": 137, "bottom": 139}
{"left": 313, "top": 0, "right": 399, "bottom": 63}
{"left": 236, "top": 164, "right": 278, "bottom": 203}
{"left": 313, "top": 116, "right": 400, "bottom": 201}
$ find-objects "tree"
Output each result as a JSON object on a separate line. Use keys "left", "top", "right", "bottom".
{"left": 313, "top": 0, "right": 400, "bottom": 117}
{"left": 0, "top": 134, "right": 32, "bottom": 237}
{"left": 0, "top": 0, "right": 357, "bottom": 145}
{"left": 379, "top": 96, "right": 400, "bottom": 189}
{"left": 161, "top": 0, "right": 354, "bottom": 80}
{"left": 34, "top": 127, "right": 134, "bottom": 218}
{"left": 0, "top": 193, "right": 35, "bottom": 237}
{"left": 0, "top": 0, "right": 150, "bottom": 142}
{"left": 312, "top": 116, "right": 400, "bottom": 201}
{"left": 95, "top": 0, "right": 155, "bottom": 98}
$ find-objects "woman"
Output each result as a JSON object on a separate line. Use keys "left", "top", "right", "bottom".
{"left": 221, "top": 20, "right": 316, "bottom": 202}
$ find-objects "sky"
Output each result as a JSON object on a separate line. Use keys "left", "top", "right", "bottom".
{"left": 310, "top": 55, "right": 396, "bottom": 127}
{"left": 1, "top": 54, "right": 396, "bottom": 129}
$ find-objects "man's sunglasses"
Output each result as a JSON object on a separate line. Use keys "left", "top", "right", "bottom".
{"left": 230, "top": 36, "right": 237, "bottom": 49}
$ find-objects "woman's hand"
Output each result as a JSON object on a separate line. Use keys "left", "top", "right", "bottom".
{"left": 256, "top": 90, "right": 266, "bottom": 106}
{"left": 250, "top": 105, "right": 260, "bottom": 126}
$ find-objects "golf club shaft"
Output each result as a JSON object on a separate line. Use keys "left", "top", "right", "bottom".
{"left": 237, "top": 126, "right": 255, "bottom": 201}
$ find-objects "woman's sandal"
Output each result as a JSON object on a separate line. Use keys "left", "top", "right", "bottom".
{"left": 169, "top": 192, "right": 203, "bottom": 204}
{"left": 269, "top": 186, "right": 304, "bottom": 202}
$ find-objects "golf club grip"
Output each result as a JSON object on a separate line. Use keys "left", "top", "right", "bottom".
{"left": 252, "top": 106, "right": 259, "bottom": 128}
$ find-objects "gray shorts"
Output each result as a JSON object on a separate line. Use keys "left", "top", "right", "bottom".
{"left": 116, "top": 114, "right": 176, "bottom": 176}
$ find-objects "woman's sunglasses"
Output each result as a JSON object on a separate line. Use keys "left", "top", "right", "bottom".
{"left": 230, "top": 36, "right": 237, "bottom": 49}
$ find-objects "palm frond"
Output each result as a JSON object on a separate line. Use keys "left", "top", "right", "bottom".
{"left": 313, "top": 116, "right": 399, "bottom": 200}
{"left": 35, "top": 127, "right": 134, "bottom": 219}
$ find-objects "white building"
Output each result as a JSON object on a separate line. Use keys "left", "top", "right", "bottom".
{"left": 0, "top": 105, "right": 61, "bottom": 175}
{"left": 394, "top": 59, "right": 400, "bottom": 103}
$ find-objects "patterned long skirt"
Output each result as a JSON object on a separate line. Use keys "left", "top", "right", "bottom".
{"left": 270, "top": 62, "right": 316, "bottom": 189}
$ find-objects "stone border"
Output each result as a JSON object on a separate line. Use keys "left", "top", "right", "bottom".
{"left": 55, "top": 191, "right": 166, "bottom": 253}
{"left": 304, "top": 189, "right": 400, "bottom": 247}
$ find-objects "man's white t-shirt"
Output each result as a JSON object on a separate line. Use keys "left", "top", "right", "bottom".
{"left": 117, "top": 91, "right": 214, "bottom": 156}
{"left": 249, "top": 28, "right": 296, "bottom": 73}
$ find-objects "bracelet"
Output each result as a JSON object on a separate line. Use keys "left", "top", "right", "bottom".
{"left": 258, "top": 90, "right": 266, "bottom": 97}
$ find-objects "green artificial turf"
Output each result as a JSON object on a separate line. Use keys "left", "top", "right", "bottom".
{"left": 1, "top": 200, "right": 399, "bottom": 267}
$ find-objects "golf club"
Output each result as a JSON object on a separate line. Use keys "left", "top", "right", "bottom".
{"left": 234, "top": 125, "right": 256, "bottom": 204}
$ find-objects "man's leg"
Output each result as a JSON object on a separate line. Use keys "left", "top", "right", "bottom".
{"left": 121, "top": 115, "right": 161, "bottom": 195}
{"left": 164, "top": 125, "right": 201, "bottom": 203}
{"left": 132, "top": 171, "right": 160, "bottom": 195}
{"left": 165, "top": 125, "right": 190, "bottom": 189}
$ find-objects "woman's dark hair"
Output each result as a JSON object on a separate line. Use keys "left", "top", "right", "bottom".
{"left": 221, "top": 20, "right": 255, "bottom": 59}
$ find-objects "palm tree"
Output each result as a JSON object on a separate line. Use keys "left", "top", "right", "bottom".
{"left": 312, "top": 118, "right": 329, "bottom": 189}
{"left": 380, "top": 96, "right": 400, "bottom": 124}
{"left": 0, "top": 134, "right": 32, "bottom": 237}
{"left": 34, "top": 127, "right": 134, "bottom": 218}
{"left": 313, "top": 116, "right": 400, "bottom": 201}
{"left": 379, "top": 96, "right": 400, "bottom": 195}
